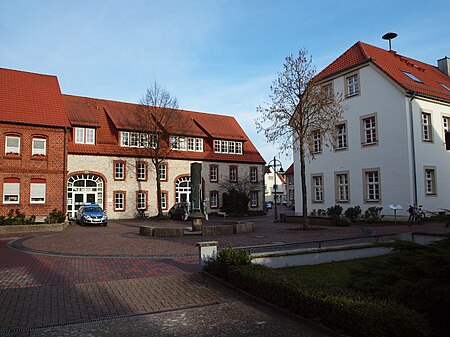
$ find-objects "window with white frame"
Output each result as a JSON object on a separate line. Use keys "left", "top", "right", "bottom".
{"left": 250, "top": 191, "right": 258, "bottom": 207}
{"left": 322, "top": 83, "right": 333, "bottom": 100}
{"left": 214, "top": 140, "right": 243, "bottom": 154}
{"left": 424, "top": 168, "right": 436, "bottom": 195}
{"left": 229, "top": 166, "right": 238, "bottom": 182}
{"left": 250, "top": 167, "right": 258, "bottom": 182}
{"left": 336, "top": 173, "right": 349, "bottom": 202}
{"left": 312, "top": 175, "right": 323, "bottom": 202}
{"left": 336, "top": 123, "right": 347, "bottom": 149}
{"left": 137, "top": 192, "right": 147, "bottom": 210}
{"left": 170, "top": 136, "right": 202, "bottom": 151}
{"left": 188, "top": 137, "right": 195, "bottom": 151}
{"left": 3, "top": 180, "right": 20, "bottom": 204}
{"left": 137, "top": 162, "right": 147, "bottom": 181}
{"left": 362, "top": 115, "right": 377, "bottom": 145}
{"left": 161, "top": 192, "right": 167, "bottom": 209}
{"left": 75, "top": 127, "right": 95, "bottom": 144}
{"left": 422, "top": 112, "right": 432, "bottom": 141}
{"left": 221, "top": 140, "right": 228, "bottom": 153}
{"left": 32, "top": 138, "right": 46, "bottom": 156}
{"left": 5, "top": 136, "right": 20, "bottom": 154}
{"left": 210, "top": 165, "right": 218, "bottom": 182}
{"left": 114, "top": 161, "right": 125, "bottom": 180}
{"left": 443, "top": 116, "right": 449, "bottom": 142}
{"left": 210, "top": 191, "right": 218, "bottom": 208}
{"left": 159, "top": 163, "right": 167, "bottom": 181}
{"left": 312, "top": 130, "right": 322, "bottom": 153}
{"left": 30, "top": 181, "right": 46, "bottom": 204}
{"left": 364, "top": 170, "right": 380, "bottom": 201}
{"left": 114, "top": 192, "right": 125, "bottom": 211}
{"left": 195, "top": 138, "right": 203, "bottom": 151}
{"left": 121, "top": 131, "right": 157, "bottom": 148}
{"left": 346, "top": 73, "right": 359, "bottom": 97}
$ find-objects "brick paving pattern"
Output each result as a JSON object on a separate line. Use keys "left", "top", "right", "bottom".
{"left": 0, "top": 211, "right": 448, "bottom": 333}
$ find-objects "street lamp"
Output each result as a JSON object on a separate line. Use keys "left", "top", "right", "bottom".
{"left": 268, "top": 156, "right": 284, "bottom": 222}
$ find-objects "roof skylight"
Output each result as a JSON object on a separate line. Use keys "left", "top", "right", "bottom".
{"left": 439, "top": 82, "right": 450, "bottom": 91}
{"left": 401, "top": 71, "right": 423, "bottom": 83}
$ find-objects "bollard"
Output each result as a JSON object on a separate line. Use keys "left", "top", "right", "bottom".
{"left": 196, "top": 241, "right": 218, "bottom": 270}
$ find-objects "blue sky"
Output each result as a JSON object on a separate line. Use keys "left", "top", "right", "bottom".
{"left": 1, "top": 0, "right": 449, "bottom": 168}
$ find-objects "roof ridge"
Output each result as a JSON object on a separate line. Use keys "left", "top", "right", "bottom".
{"left": 0, "top": 67, "right": 58, "bottom": 79}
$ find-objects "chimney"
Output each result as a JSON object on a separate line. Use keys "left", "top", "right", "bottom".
{"left": 437, "top": 57, "right": 450, "bottom": 76}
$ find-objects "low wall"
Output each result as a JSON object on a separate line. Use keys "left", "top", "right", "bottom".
{"left": 0, "top": 222, "right": 71, "bottom": 234}
{"left": 252, "top": 244, "right": 393, "bottom": 268}
{"left": 280, "top": 215, "right": 334, "bottom": 226}
{"left": 202, "top": 225, "right": 234, "bottom": 236}
{"left": 399, "top": 232, "right": 448, "bottom": 245}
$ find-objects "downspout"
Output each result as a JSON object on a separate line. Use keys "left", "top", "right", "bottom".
{"left": 63, "top": 127, "right": 68, "bottom": 219}
{"left": 407, "top": 90, "right": 418, "bottom": 207}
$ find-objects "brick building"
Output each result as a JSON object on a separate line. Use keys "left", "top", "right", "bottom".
{"left": 1, "top": 67, "right": 266, "bottom": 220}
{"left": 0, "top": 68, "right": 70, "bottom": 218}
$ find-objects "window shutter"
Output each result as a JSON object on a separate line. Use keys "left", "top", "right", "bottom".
{"left": 30, "top": 183, "right": 46, "bottom": 202}
{"left": 4, "top": 183, "right": 19, "bottom": 195}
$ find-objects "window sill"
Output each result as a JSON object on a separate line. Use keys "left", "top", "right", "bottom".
{"left": 312, "top": 201, "right": 324, "bottom": 204}
{"left": 31, "top": 155, "right": 47, "bottom": 161}
{"left": 361, "top": 142, "right": 378, "bottom": 147}
{"left": 4, "top": 154, "right": 21, "bottom": 159}
{"left": 334, "top": 147, "right": 348, "bottom": 152}
{"left": 345, "top": 93, "right": 360, "bottom": 99}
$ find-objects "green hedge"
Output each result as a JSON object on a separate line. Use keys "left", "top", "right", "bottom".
{"left": 214, "top": 263, "right": 431, "bottom": 337}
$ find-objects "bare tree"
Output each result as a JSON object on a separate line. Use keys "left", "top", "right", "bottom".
{"left": 256, "top": 48, "right": 345, "bottom": 229}
{"left": 138, "top": 81, "right": 180, "bottom": 217}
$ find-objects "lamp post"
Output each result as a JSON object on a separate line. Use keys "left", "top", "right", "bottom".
{"left": 268, "top": 156, "right": 284, "bottom": 222}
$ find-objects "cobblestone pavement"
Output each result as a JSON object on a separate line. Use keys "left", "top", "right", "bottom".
{"left": 0, "top": 209, "right": 447, "bottom": 335}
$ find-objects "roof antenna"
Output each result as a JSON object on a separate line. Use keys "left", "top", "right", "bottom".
{"left": 382, "top": 32, "right": 398, "bottom": 51}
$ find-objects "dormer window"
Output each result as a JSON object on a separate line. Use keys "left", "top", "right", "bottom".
{"left": 214, "top": 140, "right": 243, "bottom": 155}
{"left": 171, "top": 136, "right": 203, "bottom": 152}
{"left": 121, "top": 131, "right": 157, "bottom": 148}
{"left": 401, "top": 71, "right": 423, "bottom": 83}
{"left": 75, "top": 127, "right": 95, "bottom": 144}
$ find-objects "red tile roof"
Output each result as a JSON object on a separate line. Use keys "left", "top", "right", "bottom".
{"left": 284, "top": 163, "right": 294, "bottom": 175}
{"left": 0, "top": 68, "right": 70, "bottom": 127}
{"left": 64, "top": 95, "right": 265, "bottom": 164}
{"left": 316, "top": 41, "right": 450, "bottom": 103}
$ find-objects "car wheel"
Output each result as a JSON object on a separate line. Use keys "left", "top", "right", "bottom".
{"left": 103, "top": 222, "right": 108, "bottom": 227}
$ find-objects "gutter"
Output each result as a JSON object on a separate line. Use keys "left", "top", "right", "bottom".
{"left": 63, "top": 127, "right": 68, "bottom": 217}
{"left": 407, "top": 90, "right": 418, "bottom": 207}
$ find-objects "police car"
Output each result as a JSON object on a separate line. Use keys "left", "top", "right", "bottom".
{"left": 76, "top": 203, "right": 108, "bottom": 226}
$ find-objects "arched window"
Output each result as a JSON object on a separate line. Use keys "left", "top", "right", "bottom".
{"left": 67, "top": 174, "right": 104, "bottom": 218}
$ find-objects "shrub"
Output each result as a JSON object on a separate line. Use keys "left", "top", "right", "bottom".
{"left": 317, "top": 209, "right": 327, "bottom": 216}
{"left": 205, "top": 246, "right": 251, "bottom": 277}
{"left": 363, "top": 206, "right": 384, "bottom": 223}
{"left": 44, "top": 209, "right": 66, "bottom": 224}
{"left": 0, "top": 209, "right": 35, "bottom": 226}
{"left": 213, "top": 263, "right": 431, "bottom": 337}
{"left": 344, "top": 206, "right": 362, "bottom": 223}
{"left": 221, "top": 189, "right": 250, "bottom": 215}
{"left": 326, "top": 205, "right": 343, "bottom": 218}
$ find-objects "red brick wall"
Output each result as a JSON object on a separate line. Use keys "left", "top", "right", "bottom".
{"left": 0, "top": 123, "right": 66, "bottom": 217}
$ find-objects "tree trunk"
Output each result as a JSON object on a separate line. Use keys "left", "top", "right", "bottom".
{"left": 155, "top": 160, "right": 163, "bottom": 217}
{"left": 300, "top": 144, "right": 309, "bottom": 230}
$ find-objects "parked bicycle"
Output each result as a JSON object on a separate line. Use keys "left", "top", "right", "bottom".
{"left": 408, "top": 205, "right": 425, "bottom": 225}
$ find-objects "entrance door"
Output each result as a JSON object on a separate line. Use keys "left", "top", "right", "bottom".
{"left": 74, "top": 193, "right": 97, "bottom": 214}
{"left": 176, "top": 176, "right": 191, "bottom": 204}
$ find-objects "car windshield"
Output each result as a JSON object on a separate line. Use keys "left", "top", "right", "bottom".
{"left": 85, "top": 207, "right": 102, "bottom": 213}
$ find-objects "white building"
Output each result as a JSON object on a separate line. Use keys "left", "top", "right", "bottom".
{"left": 264, "top": 165, "right": 286, "bottom": 205}
{"left": 293, "top": 41, "right": 450, "bottom": 216}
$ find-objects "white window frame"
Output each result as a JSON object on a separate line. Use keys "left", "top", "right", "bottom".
{"left": 137, "top": 162, "right": 147, "bottom": 181}
{"left": 5, "top": 136, "right": 21, "bottom": 154}
{"left": 195, "top": 138, "right": 203, "bottom": 152}
{"left": 250, "top": 167, "right": 257, "bottom": 182}
{"left": 335, "top": 172, "right": 349, "bottom": 203}
{"left": 250, "top": 191, "right": 258, "bottom": 207}
{"left": 214, "top": 140, "right": 221, "bottom": 153}
{"left": 114, "top": 192, "right": 125, "bottom": 211}
{"left": 210, "top": 191, "right": 218, "bottom": 208}
{"left": 160, "top": 192, "right": 167, "bottom": 209}
{"left": 336, "top": 123, "right": 347, "bottom": 150}
{"left": 312, "top": 175, "right": 323, "bottom": 203}
{"left": 361, "top": 115, "right": 378, "bottom": 146}
{"left": 32, "top": 138, "right": 46, "bottom": 156}
{"left": 85, "top": 128, "right": 95, "bottom": 144}
{"left": 230, "top": 166, "right": 237, "bottom": 182}
{"left": 121, "top": 131, "right": 130, "bottom": 146}
{"left": 236, "top": 142, "right": 243, "bottom": 155}
{"left": 346, "top": 73, "right": 359, "bottom": 97}
{"left": 30, "top": 183, "right": 46, "bottom": 204}
{"left": 159, "top": 163, "right": 167, "bottom": 181}
{"left": 115, "top": 162, "right": 125, "bottom": 180}
{"left": 312, "top": 130, "right": 322, "bottom": 153}
{"left": 137, "top": 192, "right": 147, "bottom": 210}
{"left": 364, "top": 169, "right": 380, "bottom": 202}
{"left": 424, "top": 167, "right": 437, "bottom": 195}
{"left": 75, "top": 128, "right": 85, "bottom": 144}
{"left": 421, "top": 112, "right": 432, "bottom": 142}
{"left": 210, "top": 165, "right": 218, "bottom": 182}
{"left": 3, "top": 182, "right": 20, "bottom": 204}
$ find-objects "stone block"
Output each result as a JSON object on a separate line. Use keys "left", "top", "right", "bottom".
{"left": 202, "top": 225, "right": 234, "bottom": 236}
{"left": 139, "top": 225, "right": 154, "bottom": 236}
{"left": 233, "top": 222, "right": 255, "bottom": 234}
{"left": 153, "top": 227, "right": 184, "bottom": 237}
